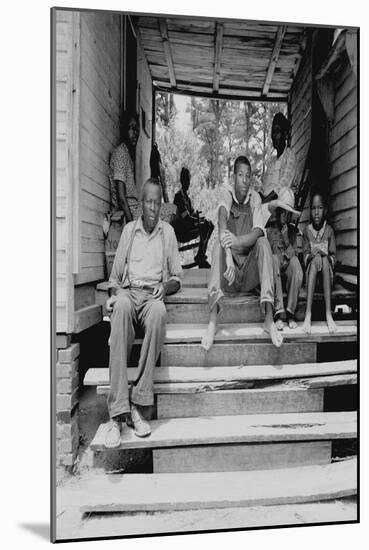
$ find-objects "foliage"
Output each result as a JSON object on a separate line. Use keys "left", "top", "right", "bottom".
{"left": 155, "top": 93, "right": 287, "bottom": 258}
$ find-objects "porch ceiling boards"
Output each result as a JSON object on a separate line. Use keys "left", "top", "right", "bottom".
{"left": 135, "top": 16, "right": 306, "bottom": 101}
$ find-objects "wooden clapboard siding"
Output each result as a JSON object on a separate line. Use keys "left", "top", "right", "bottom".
{"left": 329, "top": 61, "right": 357, "bottom": 270}
{"left": 289, "top": 40, "right": 312, "bottom": 234}
{"left": 55, "top": 9, "right": 78, "bottom": 333}
{"left": 77, "top": 12, "right": 121, "bottom": 283}
{"left": 76, "top": 11, "right": 122, "bottom": 286}
{"left": 135, "top": 41, "right": 153, "bottom": 196}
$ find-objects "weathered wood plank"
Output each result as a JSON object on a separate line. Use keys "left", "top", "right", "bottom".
{"left": 330, "top": 129, "right": 357, "bottom": 165}
{"left": 262, "top": 26, "right": 286, "bottom": 96}
{"left": 336, "top": 248, "right": 357, "bottom": 268}
{"left": 157, "top": 387, "right": 324, "bottom": 418}
{"left": 331, "top": 208, "right": 357, "bottom": 232}
{"left": 331, "top": 106, "right": 357, "bottom": 146}
{"left": 330, "top": 186, "right": 357, "bottom": 214}
{"left": 335, "top": 69, "right": 356, "bottom": 107}
{"left": 74, "top": 267, "right": 104, "bottom": 286}
{"left": 333, "top": 88, "right": 357, "bottom": 126}
{"left": 96, "top": 373, "right": 357, "bottom": 396}
{"left": 335, "top": 231, "right": 357, "bottom": 249}
{"left": 329, "top": 146, "right": 357, "bottom": 180}
{"left": 74, "top": 304, "right": 102, "bottom": 333}
{"left": 330, "top": 167, "right": 357, "bottom": 197}
{"left": 57, "top": 499, "right": 357, "bottom": 538}
{"left": 91, "top": 411, "right": 357, "bottom": 451}
{"left": 153, "top": 441, "right": 331, "bottom": 473}
{"left": 76, "top": 458, "right": 357, "bottom": 513}
{"left": 85, "top": 360, "right": 357, "bottom": 387}
{"left": 161, "top": 342, "right": 317, "bottom": 367}
{"left": 162, "top": 322, "right": 357, "bottom": 344}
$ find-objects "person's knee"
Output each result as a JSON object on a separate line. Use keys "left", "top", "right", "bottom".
{"left": 114, "top": 294, "right": 132, "bottom": 316}
{"left": 310, "top": 255, "right": 321, "bottom": 270}
{"left": 147, "top": 300, "right": 167, "bottom": 323}
{"left": 272, "top": 254, "right": 279, "bottom": 268}
{"left": 256, "top": 236, "right": 270, "bottom": 251}
{"left": 290, "top": 256, "right": 303, "bottom": 275}
{"left": 321, "top": 255, "right": 330, "bottom": 269}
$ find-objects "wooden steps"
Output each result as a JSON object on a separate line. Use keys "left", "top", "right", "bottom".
{"left": 62, "top": 458, "right": 357, "bottom": 513}
{"left": 91, "top": 411, "right": 356, "bottom": 451}
{"left": 80, "top": 277, "right": 358, "bottom": 524}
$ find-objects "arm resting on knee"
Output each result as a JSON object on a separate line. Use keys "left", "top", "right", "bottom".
{"left": 163, "top": 279, "right": 180, "bottom": 296}
{"left": 235, "top": 227, "right": 264, "bottom": 250}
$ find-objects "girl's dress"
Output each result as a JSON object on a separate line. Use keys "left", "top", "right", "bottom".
{"left": 302, "top": 221, "right": 336, "bottom": 285}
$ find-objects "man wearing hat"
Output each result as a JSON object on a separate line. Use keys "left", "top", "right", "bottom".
{"left": 267, "top": 187, "right": 303, "bottom": 330}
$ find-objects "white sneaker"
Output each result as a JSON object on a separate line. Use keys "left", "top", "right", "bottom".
{"left": 104, "top": 419, "right": 121, "bottom": 448}
{"left": 130, "top": 405, "right": 151, "bottom": 438}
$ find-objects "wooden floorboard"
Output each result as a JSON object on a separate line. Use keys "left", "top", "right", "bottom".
{"left": 56, "top": 458, "right": 357, "bottom": 513}
{"left": 84, "top": 360, "right": 357, "bottom": 387}
{"left": 163, "top": 322, "right": 357, "bottom": 344}
{"left": 56, "top": 498, "right": 357, "bottom": 539}
{"left": 90, "top": 411, "right": 357, "bottom": 451}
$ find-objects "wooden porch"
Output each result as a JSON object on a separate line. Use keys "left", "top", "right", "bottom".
{"left": 54, "top": 9, "right": 358, "bottom": 539}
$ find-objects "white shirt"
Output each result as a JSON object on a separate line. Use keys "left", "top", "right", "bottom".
{"left": 128, "top": 217, "right": 165, "bottom": 287}
{"left": 218, "top": 182, "right": 271, "bottom": 236}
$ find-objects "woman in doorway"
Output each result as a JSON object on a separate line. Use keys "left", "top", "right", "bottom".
{"left": 109, "top": 111, "right": 142, "bottom": 222}
{"left": 261, "top": 112, "right": 297, "bottom": 203}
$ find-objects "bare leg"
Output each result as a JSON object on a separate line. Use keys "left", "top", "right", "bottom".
{"left": 322, "top": 256, "right": 337, "bottom": 333}
{"left": 302, "top": 257, "right": 319, "bottom": 334}
{"left": 201, "top": 305, "right": 218, "bottom": 351}
{"left": 263, "top": 301, "right": 283, "bottom": 348}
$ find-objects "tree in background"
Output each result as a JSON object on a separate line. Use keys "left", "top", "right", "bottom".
{"left": 155, "top": 93, "right": 287, "bottom": 256}
{"left": 155, "top": 91, "right": 176, "bottom": 127}
{"left": 190, "top": 97, "right": 226, "bottom": 188}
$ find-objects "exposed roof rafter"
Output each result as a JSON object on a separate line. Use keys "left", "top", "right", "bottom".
{"left": 213, "top": 22, "right": 224, "bottom": 93}
{"left": 159, "top": 18, "right": 177, "bottom": 88}
{"left": 262, "top": 25, "right": 287, "bottom": 97}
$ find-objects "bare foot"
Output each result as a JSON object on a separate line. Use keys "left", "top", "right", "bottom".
{"left": 201, "top": 323, "right": 216, "bottom": 351}
{"left": 264, "top": 321, "right": 284, "bottom": 348}
{"left": 288, "top": 318, "right": 298, "bottom": 330}
{"left": 326, "top": 314, "right": 337, "bottom": 333}
{"left": 275, "top": 318, "right": 284, "bottom": 331}
{"left": 302, "top": 316, "right": 311, "bottom": 334}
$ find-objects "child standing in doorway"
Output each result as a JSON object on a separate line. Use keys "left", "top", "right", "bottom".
{"left": 302, "top": 192, "right": 337, "bottom": 334}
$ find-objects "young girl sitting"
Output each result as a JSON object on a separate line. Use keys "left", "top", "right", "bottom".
{"left": 302, "top": 192, "right": 337, "bottom": 334}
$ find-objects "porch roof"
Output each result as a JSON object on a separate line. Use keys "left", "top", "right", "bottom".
{"left": 135, "top": 15, "right": 307, "bottom": 102}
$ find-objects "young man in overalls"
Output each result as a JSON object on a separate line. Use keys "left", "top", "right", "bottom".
{"left": 105, "top": 178, "right": 182, "bottom": 447}
{"left": 202, "top": 156, "right": 299, "bottom": 351}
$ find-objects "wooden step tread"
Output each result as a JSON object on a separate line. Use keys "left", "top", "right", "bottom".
{"left": 96, "top": 282, "right": 356, "bottom": 305}
{"left": 101, "top": 320, "right": 357, "bottom": 343}
{"left": 90, "top": 411, "right": 357, "bottom": 450}
{"left": 61, "top": 458, "right": 357, "bottom": 513}
{"left": 162, "top": 321, "right": 357, "bottom": 344}
{"left": 84, "top": 360, "right": 357, "bottom": 389}
{"left": 56, "top": 499, "right": 357, "bottom": 539}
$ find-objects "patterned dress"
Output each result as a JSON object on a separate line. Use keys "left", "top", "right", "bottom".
{"left": 264, "top": 147, "right": 297, "bottom": 197}
{"left": 109, "top": 142, "right": 142, "bottom": 220}
{"left": 302, "top": 222, "right": 336, "bottom": 285}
